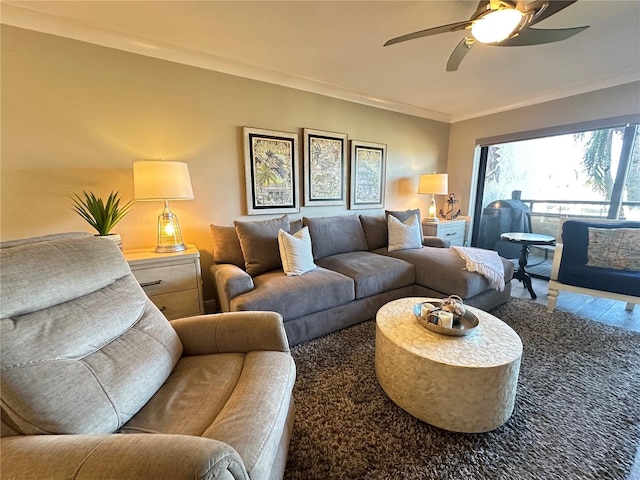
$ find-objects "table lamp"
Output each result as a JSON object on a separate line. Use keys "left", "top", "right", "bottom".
{"left": 133, "top": 160, "right": 194, "bottom": 253}
{"left": 418, "top": 173, "right": 448, "bottom": 224}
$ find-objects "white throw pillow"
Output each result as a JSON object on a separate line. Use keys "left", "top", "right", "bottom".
{"left": 278, "top": 227, "right": 317, "bottom": 276}
{"left": 388, "top": 214, "right": 423, "bottom": 252}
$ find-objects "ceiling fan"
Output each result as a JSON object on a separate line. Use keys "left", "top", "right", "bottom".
{"left": 384, "top": 0, "right": 589, "bottom": 71}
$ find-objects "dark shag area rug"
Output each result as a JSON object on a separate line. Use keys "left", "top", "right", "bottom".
{"left": 284, "top": 298, "right": 640, "bottom": 480}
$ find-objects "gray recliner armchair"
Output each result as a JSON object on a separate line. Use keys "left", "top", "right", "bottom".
{"left": 1, "top": 233, "right": 296, "bottom": 479}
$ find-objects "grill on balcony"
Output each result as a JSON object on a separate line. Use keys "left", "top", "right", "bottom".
{"left": 477, "top": 191, "right": 532, "bottom": 259}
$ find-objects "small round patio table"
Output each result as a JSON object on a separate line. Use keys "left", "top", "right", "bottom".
{"left": 500, "top": 232, "right": 555, "bottom": 300}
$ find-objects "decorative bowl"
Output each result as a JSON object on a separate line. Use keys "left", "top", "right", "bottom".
{"left": 413, "top": 301, "right": 479, "bottom": 337}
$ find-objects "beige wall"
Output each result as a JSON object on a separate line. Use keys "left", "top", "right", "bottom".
{"left": 448, "top": 81, "right": 640, "bottom": 220}
{"left": 4, "top": 26, "right": 638, "bottom": 302}
{"left": 0, "top": 26, "right": 449, "bottom": 300}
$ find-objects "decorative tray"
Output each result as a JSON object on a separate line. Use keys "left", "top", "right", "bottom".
{"left": 413, "top": 301, "right": 479, "bottom": 337}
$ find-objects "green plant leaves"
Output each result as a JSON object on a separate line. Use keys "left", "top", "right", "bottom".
{"left": 71, "top": 190, "right": 133, "bottom": 236}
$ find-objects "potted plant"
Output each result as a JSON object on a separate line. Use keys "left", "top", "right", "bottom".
{"left": 71, "top": 190, "right": 133, "bottom": 250}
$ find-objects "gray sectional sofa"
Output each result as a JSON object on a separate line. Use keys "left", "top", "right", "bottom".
{"left": 211, "top": 212, "right": 514, "bottom": 346}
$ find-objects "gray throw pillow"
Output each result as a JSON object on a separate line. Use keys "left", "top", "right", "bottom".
{"left": 359, "top": 215, "right": 388, "bottom": 250}
{"left": 235, "top": 215, "right": 290, "bottom": 276}
{"left": 210, "top": 224, "right": 245, "bottom": 268}
{"left": 303, "top": 215, "right": 367, "bottom": 260}
{"left": 385, "top": 208, "right": 424, "bottom": 238}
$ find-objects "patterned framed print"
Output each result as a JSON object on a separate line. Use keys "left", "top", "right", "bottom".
{"left": 350, "top": 140, "right": 387, "bottom": 209}
{"left": 303, "top": 129, "right": 348, "bottom": 206}
{"left": 243, "top": 127, "right": 300, "bottom": 215}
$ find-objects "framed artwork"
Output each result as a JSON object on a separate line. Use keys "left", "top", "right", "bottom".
{"left": 243, "top": 127, "right": 300, "bottom": 215}
{"left": 303, "top": 129, "right": 348, "bottom": 206}
{"left": 350, "top": 140, "right": 387, "bottom": 209}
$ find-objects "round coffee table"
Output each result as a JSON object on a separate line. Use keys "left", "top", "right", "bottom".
{"left": 375, "top": 297, "right": 522, "bottom": 433}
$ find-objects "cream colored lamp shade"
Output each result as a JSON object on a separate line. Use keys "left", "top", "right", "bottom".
{"left": 133, "top": 160, "right": 194, "bottom": 253}
{"left": 418, "top": 173, "right": 448, "bottom": 223}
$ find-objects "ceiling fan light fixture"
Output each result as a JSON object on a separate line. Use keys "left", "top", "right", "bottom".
{"left": 471, "top": 8, "right": 523, "bottom": 43}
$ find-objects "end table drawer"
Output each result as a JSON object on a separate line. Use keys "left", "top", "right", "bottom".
{"left": 423, "top": 219, "right": 466, "bottom": 246}
{"left": 124, "top": 244, "right": 204, "bottom": 321}
{"left": 132, "top": 263, "right": 197, "bottom": 296}
{"left": 439, "top": 226, "right": 464, "bottom": 245}
{"left": 149, "top": 290, "right": 201, "bottom": 320}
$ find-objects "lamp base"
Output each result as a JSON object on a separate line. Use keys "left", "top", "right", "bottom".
{"left": 424, "top": 194, "right": 439, "bottom": 223}
{"left": 155, "top": 201, "right": 186, "bottom": 254}
{"left": 155, "top": 243, "right": 186, "bottom": 254}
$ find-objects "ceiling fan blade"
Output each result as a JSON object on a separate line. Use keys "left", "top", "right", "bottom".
{"left": 446, "top": 38, "right": 474, "bottom": 72}
{"left": 384, "top": 21, "right": 471, "bottom": 47}
{"left": 497, "top": 26, "right": 588, "bottom": 46}
{"left": 527, "top": 0, "right": 578, "bottom": 27}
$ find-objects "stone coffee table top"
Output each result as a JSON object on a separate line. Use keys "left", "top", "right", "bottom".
{"left": 377, "top": 297, "right": 522, "bottom": 368}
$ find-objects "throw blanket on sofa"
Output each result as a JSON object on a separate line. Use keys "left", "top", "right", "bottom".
{"left": 452, "top": 246, "right": 505, "bottom": 291}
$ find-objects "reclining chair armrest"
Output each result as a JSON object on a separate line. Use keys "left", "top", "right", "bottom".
{"left": 211, "top": 264, "right": 255, "bottom": 312}
{"left": 423, "top": 236, "right": 451, "bottom": 248}
{"left": 1, "top": 434, "right": 247, "bottom": 480}
{"left": 171, "top": 311, "right": 290, "bottom": 355}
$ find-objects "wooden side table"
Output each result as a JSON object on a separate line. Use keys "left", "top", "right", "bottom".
{"left": 124, "top": 244, "right": 204, "bottom": 320}
{"left": 422, "top": 218, "right": 466, "bottom": 246}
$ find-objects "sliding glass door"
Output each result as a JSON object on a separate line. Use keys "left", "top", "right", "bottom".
{"left": 471, "top": 122, "right": 639, "bottom": 277}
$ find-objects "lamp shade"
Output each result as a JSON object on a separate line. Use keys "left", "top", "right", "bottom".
{"left": 133, "top": 160, "right": 194, "bottom": 201}
{"left": 418, "top": 173, "right": 448, "bottom": 195}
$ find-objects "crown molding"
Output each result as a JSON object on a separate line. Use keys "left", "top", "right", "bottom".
{"left": 0, "top": 3, "right": 452, "bottom": 123}
{"left": 450, "top": 71, "right": 640, "bottom": 123}
{"left": 3, "top": 3, "right": 638, "bottom": 125}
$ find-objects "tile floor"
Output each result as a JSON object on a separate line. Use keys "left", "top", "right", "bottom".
{"left": 509, "top": 276, "right": 640, "bottom": 333}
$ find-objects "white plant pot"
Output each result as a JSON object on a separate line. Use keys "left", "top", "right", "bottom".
{"left": 98, "top": 233, "right": 123, "bottom": 250}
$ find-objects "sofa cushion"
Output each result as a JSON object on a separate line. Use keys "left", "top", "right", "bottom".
{"left": 374, "top": 246, "right": 514, "bottom": 299}
{"left": 303, "top": 215, "right": 367, "bottom": 260}
{"left": 230, "top": 267, "right": 355, "bottom": 320}
{"left": 360, "top": 215, "right": 388, "bottom": 250}
{"left": 386, "top": 208, "right": 424, "bottom": 237}
{"left": 387, "top": 214, "right": 422, "bottom": 252}
{"left": 558, "top": 263, "right": 639, "bottom": 297}
{"left": 278, "top": 227, "right": 316, "bottom": 276}
{"left": 586, "top": 227, "right": 640, "bottom": 271}
{"left": 316, "top": 251, "right": 415, "bottom": 300}
{"left": 0, "top": 235, "right": 182, "bottom": 435}
{"left": 210, "top": 224, "right": 245, "bottom": 268}
{"left": 235, "top": 215, "right": 290, "bottom": 276}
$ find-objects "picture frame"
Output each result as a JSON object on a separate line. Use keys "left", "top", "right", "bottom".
{"left": 303, "top": 129, "right": 348, "bottom": 206}
{"left": 349, "top": 140, "right": 387, "bottom": 209}
{"left": 243, "top": 127, "right": 300, "bottom": 215}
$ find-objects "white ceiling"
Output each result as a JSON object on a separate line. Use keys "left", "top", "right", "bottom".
{"left": 2, "top": 0, "right": 639, "bottom": 123}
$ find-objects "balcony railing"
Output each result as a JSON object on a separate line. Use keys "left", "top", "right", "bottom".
{"left": 519, "top": 199, "right": 640, "bottom": 238}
